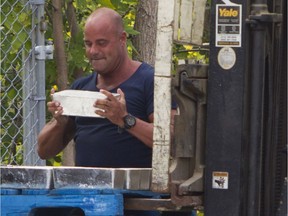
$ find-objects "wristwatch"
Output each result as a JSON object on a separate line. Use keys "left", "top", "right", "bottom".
{"left": 123, "top": 113, "right": 136, "bottom": 129}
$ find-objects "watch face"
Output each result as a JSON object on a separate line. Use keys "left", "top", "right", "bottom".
{"left": 124, "top": 114, "right": 136, "bottom": 129}
{"left": 126, "top": 115, "right": 136, "bottom": 125}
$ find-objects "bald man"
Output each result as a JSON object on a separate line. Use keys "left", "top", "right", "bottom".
{"left": 38, "top": 7, "right": 177, "bottom": 168}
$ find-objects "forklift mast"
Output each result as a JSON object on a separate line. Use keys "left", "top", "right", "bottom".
{"left": 153, "top": 0, "right": 287, "bottom": 215}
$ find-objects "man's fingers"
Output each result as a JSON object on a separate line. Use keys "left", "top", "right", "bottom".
{"left": 50, "top": 88, "right": 56, "bottom": 100}
{"left": 47, "top": 101, "right": 63, "bottom": 117}
{"left": 117, "top": 88, "right": 125, "bottom": 102}
{"left": 100, "top": 89, "right": 121, "bottom": 102}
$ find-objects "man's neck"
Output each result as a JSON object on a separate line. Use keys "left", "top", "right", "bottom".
{"left": 96, "top": 59, "right": 141, "bottom": 90}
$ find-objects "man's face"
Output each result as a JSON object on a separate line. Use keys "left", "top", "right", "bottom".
{"left": 84, "top": 17, "right": 124, "bottom": 75}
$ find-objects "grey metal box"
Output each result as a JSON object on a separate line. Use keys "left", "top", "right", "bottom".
{"left": 0, "top": 166, "right": 53, "bottom": 189}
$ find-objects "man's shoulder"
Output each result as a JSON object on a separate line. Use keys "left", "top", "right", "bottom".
{"left": 139, "top": 62, "right": 154, "bottom": 73}
{"left": 135, "top": 62, "right": 154, "bottom": 79}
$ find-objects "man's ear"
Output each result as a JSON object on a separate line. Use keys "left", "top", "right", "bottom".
{"left": 120, "top": 31, "right": 127, "bottom": 45}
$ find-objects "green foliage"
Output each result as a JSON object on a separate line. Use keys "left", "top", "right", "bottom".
{"left": 172, "top": 44, "right": 209, "bottom": 75}
{"left": 46, "top": 153, "right": 62, "bottom": 166}
{"left": 197, "top": 210, "right": 204, "bottom": 216}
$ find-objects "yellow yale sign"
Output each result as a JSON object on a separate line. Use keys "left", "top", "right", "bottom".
{"left": 216, "top": 4, "right": 242, "bottom": 47}
{"left": 219, "top": 8, "right": 239, "bottom": 17}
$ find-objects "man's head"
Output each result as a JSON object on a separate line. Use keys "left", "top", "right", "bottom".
{"left": 84, "top": 8, "right": 127, "bottom": 75}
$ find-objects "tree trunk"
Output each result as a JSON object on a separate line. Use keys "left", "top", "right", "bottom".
{"left": 66, "top": 0, "right": 78, "bottom": 38}
{"left": 52, "top": 0, "right": 68, "bottom": 90}
{"left": 52, "top": 0, "right": 74, "bottom": 166}
{"left": 67, "top": 0, "right": 84, "bottom": 79}
{"left": 132, "top": 0, "right": 158, "bottom": 66}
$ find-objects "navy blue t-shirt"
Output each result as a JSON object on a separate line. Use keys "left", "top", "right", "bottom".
{"left": 70, "top": 62, "right": 154, "bottom": 168}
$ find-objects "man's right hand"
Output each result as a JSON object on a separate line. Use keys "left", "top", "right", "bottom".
{"left": 47, "top": 88, "right": 68, "bottom": 124}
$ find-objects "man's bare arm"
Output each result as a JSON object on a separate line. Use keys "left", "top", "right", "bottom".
{"left": 37, "top": 116, "right": 75, "bottom": 159}
{"left": 127, "top": 109, "right": 177, "bottom": 148}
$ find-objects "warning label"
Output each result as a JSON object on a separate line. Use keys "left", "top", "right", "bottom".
{"left": 212, "top": 171, "right": 229, "bottom": 189}
{"left": 216, "top": 4, "right": 242, "bottom": 47}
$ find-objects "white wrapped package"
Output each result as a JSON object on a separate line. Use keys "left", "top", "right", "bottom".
{"left": 52, "top": 90, "right": 119, "bottom": 117}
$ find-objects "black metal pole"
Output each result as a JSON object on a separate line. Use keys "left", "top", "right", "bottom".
{"left": 246, "top": 2, "right": 268, "bottom": 216}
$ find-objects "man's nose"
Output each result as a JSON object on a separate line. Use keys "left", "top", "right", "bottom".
{"left": 88, "top": 44, "right": 99, "bottom": 54}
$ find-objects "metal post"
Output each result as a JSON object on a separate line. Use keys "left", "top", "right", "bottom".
{"left": 23, "top": 0, "right": 46, "bottom": 166}
{"left": 246, "top": 0, "right": 277, "bottom": 216}
{"left": 246, "top": 3, "right": 267, "bottom": 215}
{"left": 23, "top": 48, "right": 34, "bottom": 165}
{"left": 34, "top": 0, "right": 46, "bottom": 166}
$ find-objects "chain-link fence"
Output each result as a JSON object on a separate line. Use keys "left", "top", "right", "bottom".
{"left": 1, "top": 0, "right": 49, "bottom": 166}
